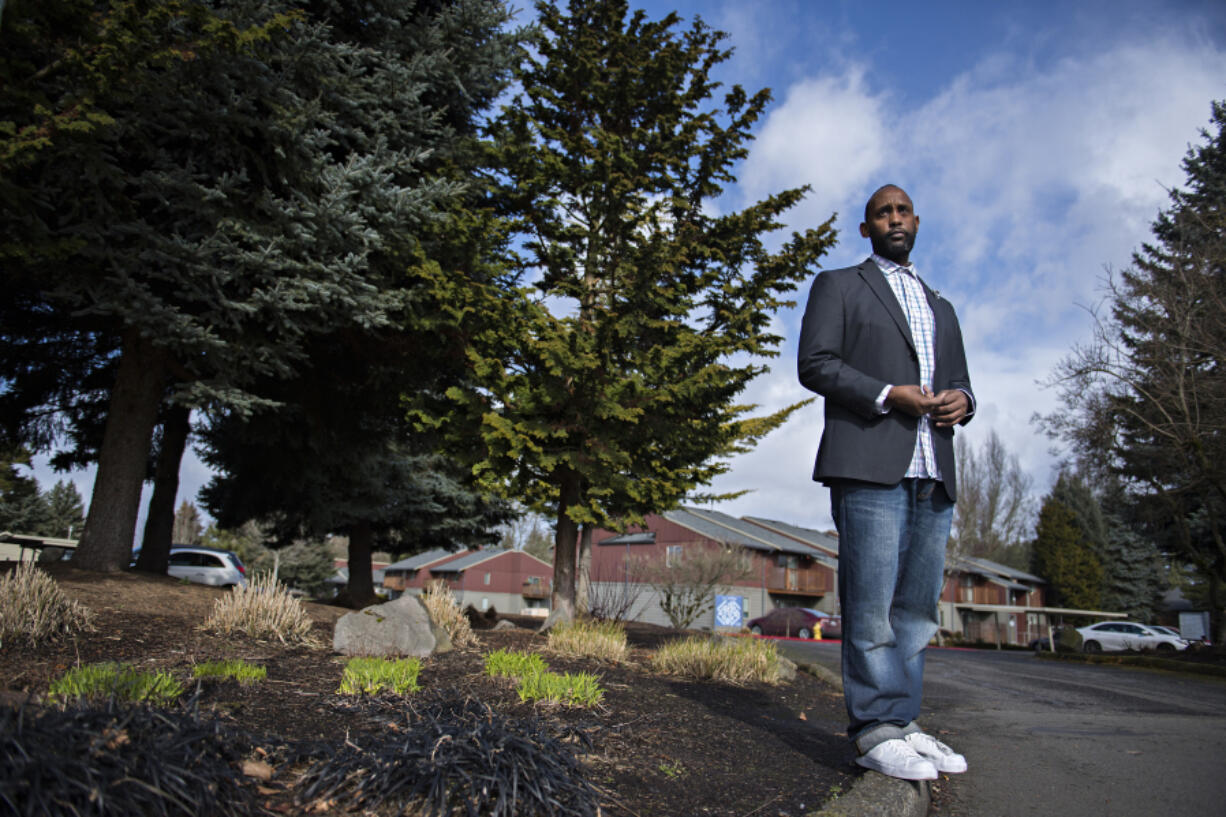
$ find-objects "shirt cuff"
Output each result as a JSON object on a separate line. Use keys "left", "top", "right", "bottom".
{"left": 959, "top": 388, "right": 976, "bottom": 417}
{"left": 875, "top": 385, "right": 893, "bottom": 414}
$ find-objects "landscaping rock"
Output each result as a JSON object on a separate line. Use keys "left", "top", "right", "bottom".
{"left": 777, "top": 654, "right": 798, "bottom": 683}
{"left": 492, "top": 619, "right": 521, "bottom": 631}
{"left": 333, "top": 595, "right": 452, "bottom": 657}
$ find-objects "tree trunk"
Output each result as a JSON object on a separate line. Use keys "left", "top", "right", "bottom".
{"left": 576, "top": 523, "right": 593, "bottom": 614}
{"left": 549, "top": 471, "right": 580, "bottom": 622}
{"left": 346, "top": 521, "right": 378, "bottom": 608}
{"left": 136, "top": 403, "right": 190, "bottom": 575}
{"left": 75, "top": 331, "right": 167, "bottom": 572}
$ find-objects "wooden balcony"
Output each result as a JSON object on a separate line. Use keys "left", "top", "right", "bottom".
{"left": 765, "top": 567, "right": 833, "bottom": 596}
{"left": 522, "top": 581, "right": 550, "bottom": 599}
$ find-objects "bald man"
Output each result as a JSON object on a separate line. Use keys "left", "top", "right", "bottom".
{"left": 797, "top": 185, "right": 974, "bottom": 780}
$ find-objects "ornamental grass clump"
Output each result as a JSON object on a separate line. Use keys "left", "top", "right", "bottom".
{"left": 651, "top": 636, "right": 783, "bottom": 685}
{"left": 192, "top": 658, "right": 267, "bottom": 685}
{"left": 546, "top": 617, "right": 627, "bottom": 663}
{"left": 203, "top": 572, "right": 316, "bottom": 645}
{"left": 296, "top": 697, "right": 599, "bottom": 817}
{"left": 421, "top": 579, "right": 476, "bottom": 647}
{"left": 484, "top": 648, "right": 548, "bottom": 680}
{"left": 48, "top": 662, "right": 185, "bottom": 706}
{"left": 1, "top": 700, "right": 256, "bottom": 817}
{"left": 515, "top": 670, "right": 604, "bottom": 708}
{"left": 338, "top": 657, "right": 422, "bottom": 696}
{"left": 0, "top": 560, "right": 94, "bottom": 647}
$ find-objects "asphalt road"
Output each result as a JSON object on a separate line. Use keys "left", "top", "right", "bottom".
{"left": 779, "top": 640, "right": 1226, "bottom": 817}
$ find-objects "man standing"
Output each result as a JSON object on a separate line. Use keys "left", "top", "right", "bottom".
{"left": 797, "top": 185, "right": 973, "bottom": 780}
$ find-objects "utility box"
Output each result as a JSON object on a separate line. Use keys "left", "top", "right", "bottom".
{"left": 1179, "top": 610, "right": 1210, "bottom": 642}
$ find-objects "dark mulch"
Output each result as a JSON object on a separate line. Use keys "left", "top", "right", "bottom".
{"left": 0, "top": 566, "right": 856, "bottom": 816}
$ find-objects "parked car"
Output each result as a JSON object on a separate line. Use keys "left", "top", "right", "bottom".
{"left": 1076, "top": 621, "right": 1187, "bottom": 653}
{"left": 746, "top": 607, "right": 840, "bottom": 640}
{"left": 166, "top": 546, "right": 248, "bottom": 588}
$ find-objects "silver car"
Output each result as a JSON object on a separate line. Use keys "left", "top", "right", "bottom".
{"left": 1076, "top": 621, "right": 1186, "bottom": 653}
{"left": 167, "top": 547, "right": 248, "bottom": 588}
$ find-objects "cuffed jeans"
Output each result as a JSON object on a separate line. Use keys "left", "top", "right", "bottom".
{"left": 830, "top": 478, "right": 953, "bottom": 753}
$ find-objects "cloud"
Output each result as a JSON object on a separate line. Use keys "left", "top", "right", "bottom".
{"left": 712, "top": 27, "right": 1226, "bottom": 526}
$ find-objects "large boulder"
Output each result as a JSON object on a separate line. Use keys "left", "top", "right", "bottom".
{"left": 333, "top": 595, "right": 453, "bottom": 657}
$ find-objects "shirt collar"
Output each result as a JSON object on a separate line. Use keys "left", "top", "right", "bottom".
{"left": 871, "top": 253, "right": 918, "bottom": 278}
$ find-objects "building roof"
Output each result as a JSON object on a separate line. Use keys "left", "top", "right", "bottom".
{"left": 953, "top": 555, "right": 1044, "bottom": 585}
{"left": 663, "top": 508, "right": 837, "bottom": 567}
{"left": 384, "top": 548, "right": 457, "bottom": 572}
{"left": 430, "top": 548, "right": 508, "bottom": 574}
{"left": 962, "top": 555, "right": 1043, "bottom": 584}
{"left": 598, "top": 532, "right": 657, "bottom": 546}
{"left": 741, "top": 516, "right": 839, "bottom": 556}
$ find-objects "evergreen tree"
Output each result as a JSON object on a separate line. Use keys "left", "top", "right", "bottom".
{"left": 0, "top": 455, "right": 48, "bottom": 534}
{"left": 172, "top": 501, "right": 203, "bottom": 547}
{"left": 1, "top": 0, "right": 519, "bottom": 572}
{"left": 469, "top": 0, "right": 835, "bottom": 619}
{"left": 42, "top": 480, "right": 85, "bottom": 540}
{"left": 1031, "top": 494, "right": 1103, "bottom": 611}
{"left": 1041, "top": 100, "right": 1226, "bottom": 638}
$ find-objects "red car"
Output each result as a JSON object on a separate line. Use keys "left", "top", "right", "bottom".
{"left": 747, "top": 607, "right": 841, "bottom": 640}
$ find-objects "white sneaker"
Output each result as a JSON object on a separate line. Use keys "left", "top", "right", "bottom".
{"left": 855, "top": 738, "right": 938, "bottom": 780}
{"left": 905, "top": 732, "right": 968, "bottom": 774}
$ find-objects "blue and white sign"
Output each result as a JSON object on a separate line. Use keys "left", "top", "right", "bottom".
{"left": 714, "top": 594, "right": 744, "bottom": 628}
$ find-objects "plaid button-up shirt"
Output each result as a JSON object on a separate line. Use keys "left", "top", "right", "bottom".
{"left": 872, "top": 254, "right": 940, "bottom": 480}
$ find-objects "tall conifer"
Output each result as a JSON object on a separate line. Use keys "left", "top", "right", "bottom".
{"left": 470, "top": 0, "right": 835, "bottom": 618}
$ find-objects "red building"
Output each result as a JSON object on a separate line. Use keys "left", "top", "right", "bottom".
{"left": 385, "top": 547, "right": 553, "bottom": 617}
{"left": 587, "top": 507, "right": 839, "bottom": 629}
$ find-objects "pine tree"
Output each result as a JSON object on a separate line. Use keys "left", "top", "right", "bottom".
{"left": 172, "top": 501, "right": 203, "bottom": 547}
{"left": 1032, "top": 494, "right": 1103, "bottom": 611}
{"left": 42, "top": 480, "right": 85, "bottom": 540}
{"left": 469, "top": 0, "right": 835, "bottom": 619}
{"left": 1, "top": 0, "right": 520, "bottom": 572}
{"left": 1041, "top": 100, "right": 1226, "bottom": 638}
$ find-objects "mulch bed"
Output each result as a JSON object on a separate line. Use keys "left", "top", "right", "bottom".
{"left": 1, "top": 566, "right": 857, "bottom": 816}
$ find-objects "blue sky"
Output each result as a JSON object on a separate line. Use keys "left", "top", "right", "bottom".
{"left": 31, "top": 0, "right": 1226, "bottom": 539}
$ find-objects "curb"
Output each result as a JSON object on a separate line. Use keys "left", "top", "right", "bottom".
{"left": 795, "top": 662, "right": 930, "bottom": 817}
{"left": 807, "top": 775, "right": 931, "bottom": 817}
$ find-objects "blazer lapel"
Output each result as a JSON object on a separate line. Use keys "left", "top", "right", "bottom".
{"left": 857, "top": 259, "right": 916, "bottom": 353}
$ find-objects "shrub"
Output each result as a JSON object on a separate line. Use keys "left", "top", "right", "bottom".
{"left": 203, "top": 572, "right": 316, "bottom": 645}
{"left": 0, "top": 561, "right": 94, "bottom": 647}
{"left": 192, "top": 658, "right": 267, "bottom": 685}
{"left": 49, "top": 663, "right": 184, "bottom": 705}
{"left": 296, "top": 697, "right": 598, "bottom": 817}
{"left": 338, "top": 657, "right": 422, "bottom": 696}
{"left": 484, "top": 648, "right": 548, "bottom": 680}
{"left": 421, "top": 580, "right": 476, "bottom": 647}
{"left": 515, "top": 670, "right": 604, "bottom": 708}
{"left": 1, "top": 701, "right": 255, "bottom": 817}
{"left": 547, "top": 617, "right": 627, "bottom": 663}
{"left": 651, "top": 636, "right": 782, "bottom": 685}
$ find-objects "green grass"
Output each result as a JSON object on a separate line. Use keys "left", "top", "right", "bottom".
{"left": 337, "top": 657, "right": 422, "bottom": 696}
{"left": 192, "top": 658, "right": 267, "bottom": 685}
{"left": 514, "top": 669, "right": 604, "bottom": 707}
{"left": 49, "top": 662, "right": 184, "bottom": 705}
{"left": 484, "top": 648, "right": 548, "bottom": 680}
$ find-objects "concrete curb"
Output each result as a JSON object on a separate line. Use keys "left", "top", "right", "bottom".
{"left": 795, "top": 662, "right": 931, "bottom": 817}
{"left": 807, "top": 775, "right": 931, "bottom": 817}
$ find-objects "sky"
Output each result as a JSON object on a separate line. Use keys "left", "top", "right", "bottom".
{"left": 30, "top": 0, "right": 1226, "bottom": 541}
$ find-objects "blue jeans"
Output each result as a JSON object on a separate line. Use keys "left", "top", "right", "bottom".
{"left": 830, "top": 478, "right": 953, "bottom": 753}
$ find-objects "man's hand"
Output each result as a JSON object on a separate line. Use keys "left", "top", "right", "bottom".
{"left": 930, "top": 389, "right": 970, "bottom": 427}
{"left": 885, "top": 385, "right": 941, "bottom": 417}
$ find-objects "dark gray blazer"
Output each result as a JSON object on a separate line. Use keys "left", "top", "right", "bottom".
{"left": 797, "top": 258, "right": 973, "bottom": 500}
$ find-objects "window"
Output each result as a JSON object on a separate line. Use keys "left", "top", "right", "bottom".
{"left": 484, "top": 571, "right": 491, "bottom": 585}
{"left": 666, "top": 545, "right": 683, "bottom": 567}
{"left": 481, "top": 597, "right": 490, "bottom": 610}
